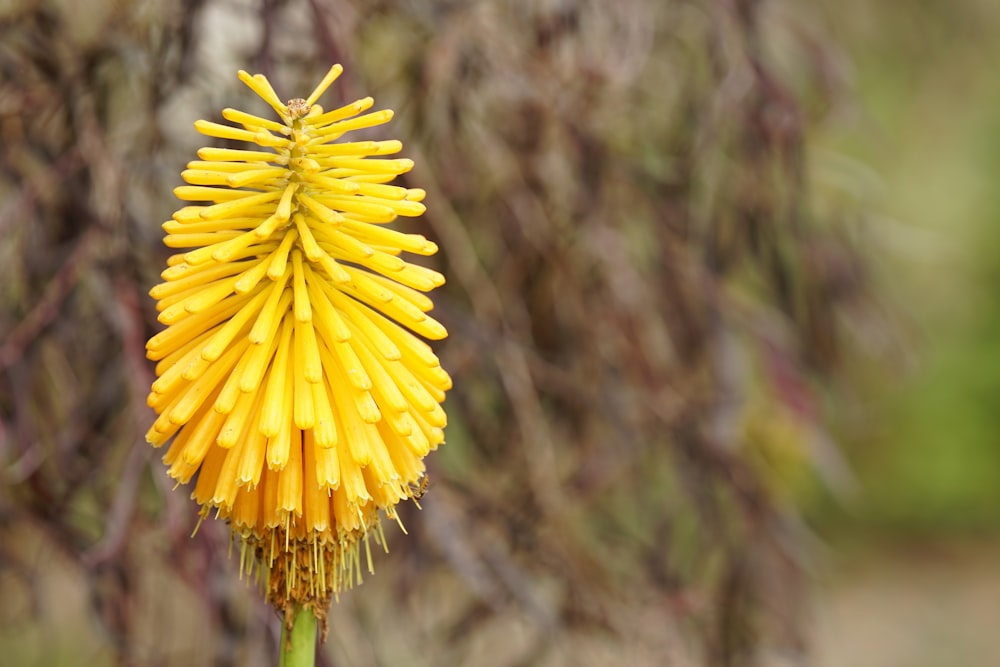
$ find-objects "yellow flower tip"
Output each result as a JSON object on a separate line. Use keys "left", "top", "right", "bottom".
{"left": 306, "top": 64, "right": 344, "bottom": 106}
{"left": 221, "top": 108, "right": 290, "bottom": 135}
{"left": 147, "top": 64, "right": 450, "bottom": 606}
{"left": 237, "top": 70, "right": 287, "bottom": 116}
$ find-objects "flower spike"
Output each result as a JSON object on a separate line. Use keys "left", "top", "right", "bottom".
{"left": 146, "top": 66, "right": 449, "bottom": 623}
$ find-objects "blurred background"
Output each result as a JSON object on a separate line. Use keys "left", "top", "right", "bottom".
{"left": 1, "top": 1, "right": 998, "bottom": 666}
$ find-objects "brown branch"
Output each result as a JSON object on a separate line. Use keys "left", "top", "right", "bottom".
{"left": 0, "top": 223, "right": 100, "bottom": 370}
{"left": 82, "top": 277, "right": 155, "bottom": 568}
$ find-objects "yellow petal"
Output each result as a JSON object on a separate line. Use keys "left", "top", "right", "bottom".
{"left": 260, "top": 316, "right": 294, "bottom": 438}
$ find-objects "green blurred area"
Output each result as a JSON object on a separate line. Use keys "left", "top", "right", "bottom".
{"left": 808, "top": 0, "right": 1000, "bottom": 536}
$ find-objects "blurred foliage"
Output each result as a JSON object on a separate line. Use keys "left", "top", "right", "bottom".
{"left": 805, "top": 0, "right": 1000, "bottom": 536}
{"left": 0, "top": 1, "right": 917, "bottom": 666}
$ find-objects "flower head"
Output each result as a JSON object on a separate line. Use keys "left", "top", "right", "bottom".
{"left": 145, "top": 66, "right": 449, "bottom": 617}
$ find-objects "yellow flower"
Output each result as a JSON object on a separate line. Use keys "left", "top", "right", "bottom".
{"left": 145, "top": 65, "right": 450, "bottom": 614}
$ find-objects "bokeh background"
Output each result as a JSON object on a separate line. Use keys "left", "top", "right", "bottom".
{"left": 1, "top": 1, "right": 998, "bottom": 666}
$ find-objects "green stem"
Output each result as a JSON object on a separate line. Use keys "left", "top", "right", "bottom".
{"left": 279, "top": 605, "right": 317, "bottom": 667}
